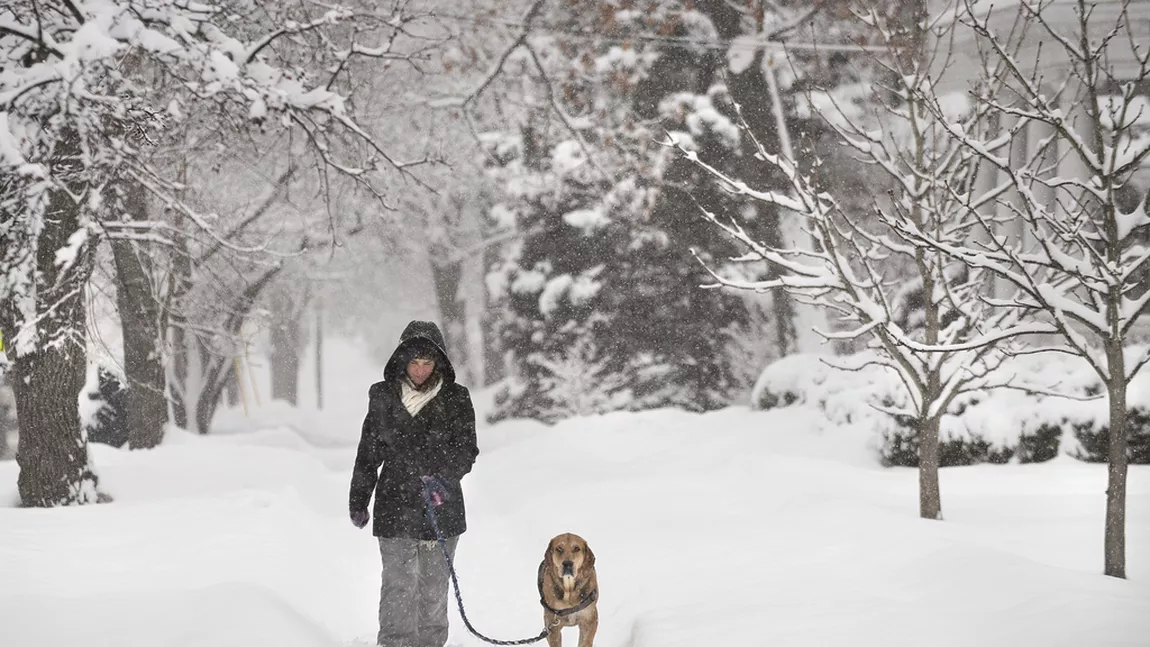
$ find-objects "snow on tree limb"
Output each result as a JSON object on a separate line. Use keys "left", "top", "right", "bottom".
{"left": 898, "top": 0, "right": 1150, "bottom": 394}
{"left": 672, "top": 6, "right": 1065, "bottom": 465}
{"left": 0, "top": 1, "right": 431, "bottom": 184}
{"left": 426, "top": 0, "right": 547, "bottom": 148}
{"left": 0, "top": 0, "right": 451, "bottom": 360}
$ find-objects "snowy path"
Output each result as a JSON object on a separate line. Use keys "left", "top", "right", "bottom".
{"left": 2, "top": 405, "right": 1148, "bottom": 647}
{"left": 2, "top": 339, "right": 1148, "bottom": 646}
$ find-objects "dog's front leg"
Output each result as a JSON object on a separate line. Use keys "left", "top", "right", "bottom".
{"left": 577, "top": 609, "right": 598, "bottom": 647}
{"left": 545, "top": 616, "right": 563, "bottom": 647}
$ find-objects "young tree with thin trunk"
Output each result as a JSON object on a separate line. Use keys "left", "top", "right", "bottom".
{"left": 674, "top": 7, "right": 1033, "bottom": 520}
{"left": 904, "top": 0, "right": 1150, "bottom": 578}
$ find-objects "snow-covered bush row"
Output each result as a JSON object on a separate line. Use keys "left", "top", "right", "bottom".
{"left": 751, "top": 349, "right": 1150, "bottom": 466}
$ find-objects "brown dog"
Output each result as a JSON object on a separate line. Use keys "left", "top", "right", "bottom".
{"left": 538, "top": 533, "right": 598, "bottom": 647}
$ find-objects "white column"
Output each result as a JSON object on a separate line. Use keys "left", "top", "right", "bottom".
{"left": 1056, "top": 77, "right": 1096, "bottom": 222}
{"left": 972, "top": 111, "right": 1006, "bottom": 298}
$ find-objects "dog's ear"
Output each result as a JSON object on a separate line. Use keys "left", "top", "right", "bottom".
{"left": 543, "top": 539, "right": 554, "bottom": 565}
{"left": 584, "top": 543, "right": 595, "bottom": 568}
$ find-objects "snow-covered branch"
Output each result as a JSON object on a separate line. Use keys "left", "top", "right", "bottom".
{"left": 909, "top": 0, "right": 1150, "bottom": 388}
{"left": 427, "top": 0, "right": 547, "bottom": 146}
{"left": 675, "top": 8, "right": 1045, "bottom": 493}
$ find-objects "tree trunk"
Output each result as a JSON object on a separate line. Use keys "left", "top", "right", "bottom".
{"left": 724, "top": 57, "right": 803, "bottom": 358}
{"left": 10, "top": 341, "right": 99, "bottom": 506}
{"left": 431, "top": 258, "right": 468, "bottom": 379}
{"left": 167, "top": 248, "right": 192, "bottom": 430}
{"left": 1104, "top": 344, "right": 1128, "bottom": 578}
{"left": 268, "top": 290, "right": 304, "bottom": 406}
{"left": 224, "top": 363, "right": 240, "bottom": 407}
{"left": 10, "top": 133, "right": 100, "bottom": 505}
{"left": 195, "top": 352, "right": 233, "bottom": 435}
{"left": 110, "top": 185, "right": 168, "bottom": 449}
{"left": 918, "top": 415, "right": 943, "bottom": 520}
{"left": 461, "top": 249, "right": 488, "bottom": 388}
{"left": 482, "top": 245, "right": 506, "bottom": 385}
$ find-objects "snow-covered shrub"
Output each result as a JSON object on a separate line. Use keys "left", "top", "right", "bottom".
{"left": 0, "top": 364, "right": 15, "bottom": 461}
{"left": 1015, "top": 424, "right": 1063, "bottom": 463}
{"left": 1070, "top": 407, "right": 1150, "bottom": 464}
{"left": 84, "top": 366, "right": 128, "bottom": 449}
{"left": 875, "top": 391, "right": 1018, "bottom": 467}
{"left": 1011, "top": 350, "right": 1150, "bottom": 465}
{"left": 750, "top": 353, "right": 892, "bottom": 414}
{"left": 1055, "top": 366, "right": 1150, "bottom": 464}
{"left": 751, "top": 349, "right": 1150, "bottom": 466}
{"left": 878, "top": 424, "right": 1011, "bottom": 468}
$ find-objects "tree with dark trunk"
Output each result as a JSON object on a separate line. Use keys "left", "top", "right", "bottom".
{"left": 1, "top": 129, "right": 100, "bottom": 505}
{"left": 431, "top": 259, "right": 468, "bottom": 375}
{"left": 0, "top": 1, "right": 444, "bottom": 505}
{"left": 110, "top": 183, "right": 169, "bottom": 449}
{"left": 268, "top": 285, "right": 309, "bottom": 406}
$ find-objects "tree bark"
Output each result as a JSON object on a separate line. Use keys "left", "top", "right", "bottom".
{"left": 268, "top": 289, "right": 304, "bottom": 406}
{"left": 195, "top": 350, "right": 234, "bottom": 435}
{"left": 10, "top": 130, "right": 100, "bottom": 505}
{"left": 460, "top": 248, "right": 488, "bottom": 388}
{"left": 110, "top": 184, "right": 169, "bottom": 449}
{"left": 483, "top": 245, "right": 505, "bottom": 385}
{"left": 224, "top": 363, "right": 240, "bottom": 407}
{"left": 918, "top": 415, "right": 943, "bottom": 520}
{"left": 724, "top": 50, "right": 804, "bottom": 358}
{"left": 10, "top": 339, "right": 99, "bottom": 506}
{"left": 1104, "top": 343, "right": 1128, "bottom": 578}
{"left": 167, "top": 240, "right": 193, "bottom": 430}
{"left": 431, "top": 258, "right": 468, "bottom": 380}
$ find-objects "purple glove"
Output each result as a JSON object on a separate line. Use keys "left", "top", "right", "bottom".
{"left": 420, "top": 475, "right": 448, "bottom": 507}
{"left": 350, "top": 509, "right": 369, "bottom": 529}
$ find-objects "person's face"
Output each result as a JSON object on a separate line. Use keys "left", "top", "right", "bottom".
{"left": 407, "top": 357, "right": 436, "bottom": 385}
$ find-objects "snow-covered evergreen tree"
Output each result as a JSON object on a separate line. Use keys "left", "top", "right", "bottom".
{"left": 483, "top": 4, "right": 760, "bottom": 423}
{"left": 471, "top": 1, "right": 893, "bottom": 423}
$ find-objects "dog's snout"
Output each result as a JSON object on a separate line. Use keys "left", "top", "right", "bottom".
{"left": 561, "top": 559, "right": 574, "bottom": 575}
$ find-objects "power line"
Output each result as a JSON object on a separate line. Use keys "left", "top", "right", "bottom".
{"left": 426, "top": 11, "right": 896, "bottom": 56}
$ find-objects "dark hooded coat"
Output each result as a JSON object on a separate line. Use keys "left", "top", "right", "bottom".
{"left": 349, "top": 321, "right": 479, "bottom": 539}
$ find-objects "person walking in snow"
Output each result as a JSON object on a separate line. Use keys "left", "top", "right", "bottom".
{"left": 349, "top": 320, "right": 479, "bottom": 647}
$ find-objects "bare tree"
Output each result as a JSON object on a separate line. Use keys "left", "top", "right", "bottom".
{"left": 902, "top": 0, "right": 1150, "bottom": 578}
{"left": 673, "top": 5, "right": 1030, "bottom": 520}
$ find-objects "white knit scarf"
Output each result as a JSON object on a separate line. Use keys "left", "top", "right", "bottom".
{"left": 400, "top": 377, "right": 442, "bottom": 417}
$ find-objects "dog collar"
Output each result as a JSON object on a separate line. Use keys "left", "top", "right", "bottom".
{"left": 540, "top": 588, "right": 597, "bottom": 617}
{"left": 537, "top": 561, "right": 597, "bottom": 616}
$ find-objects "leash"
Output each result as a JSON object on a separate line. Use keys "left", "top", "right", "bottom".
{"left": 421, "top": 485, "right": 554, "bottom": 646}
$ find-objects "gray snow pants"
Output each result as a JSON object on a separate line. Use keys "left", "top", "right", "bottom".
{"left": 377, "top": 536, "right": 458, "bottom": 647}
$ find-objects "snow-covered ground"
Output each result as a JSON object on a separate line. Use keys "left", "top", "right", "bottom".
{"left": 2, "top": 337, "right": 1148, "bottom": 646}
